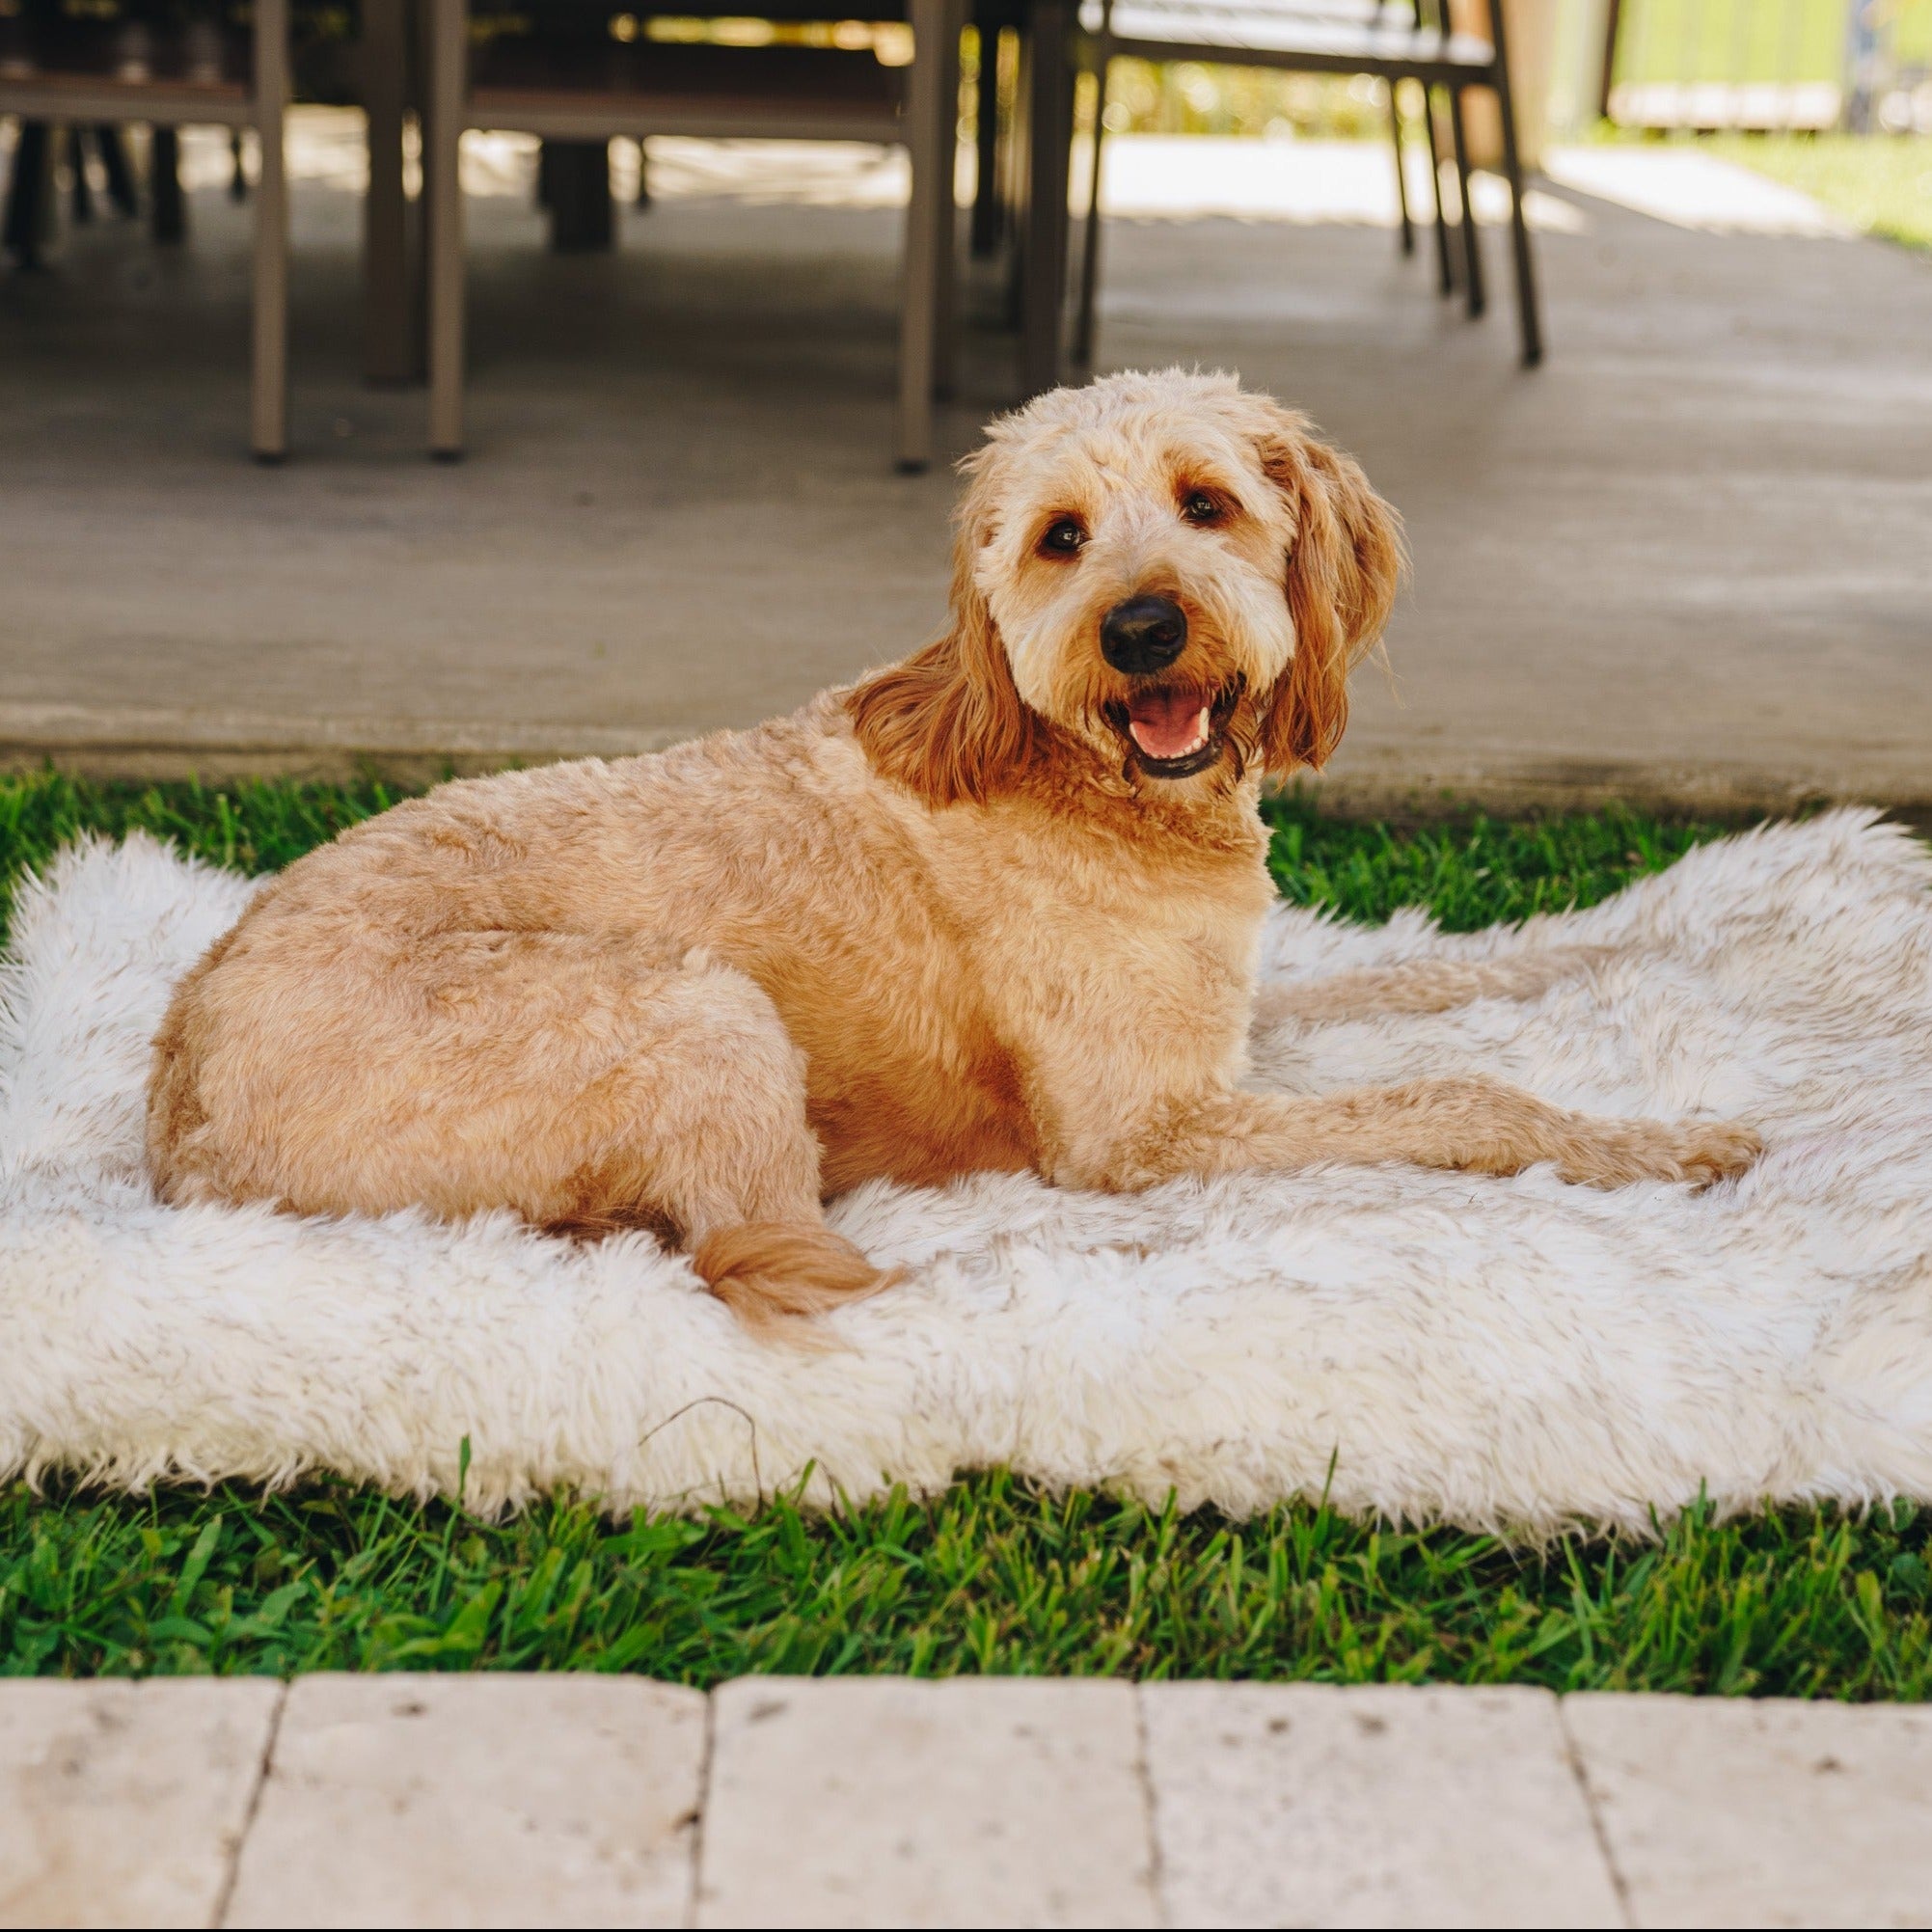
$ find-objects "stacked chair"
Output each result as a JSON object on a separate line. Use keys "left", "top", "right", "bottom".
{"left": 1071, "top": 0, "right": 1542, "bottom": 366}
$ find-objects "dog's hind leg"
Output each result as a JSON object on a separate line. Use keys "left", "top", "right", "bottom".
{"left": 1253, "top": 944, "right": 1615, "bottom": 1029}
{"left": 153, "top": 929, "right": 888, "bottom": 1328}
{"left": 519, "top": 946, "right": 892, "bottom": 1326}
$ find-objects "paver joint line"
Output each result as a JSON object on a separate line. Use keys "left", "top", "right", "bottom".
{"left": 1555, "top": 1694, "right": 1638, "bottom": 1932}
{"left": 686, "top": 1679, "right": 719, "bottom": 1932}
{"left": 1129, "top": 1688, "right": 1170, "bottom": 1932}
{"left": 208, "top": 1681, "right": 287, "bottom": 1932}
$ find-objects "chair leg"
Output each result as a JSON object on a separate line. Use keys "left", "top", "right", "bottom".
{"left": 636, "top": 139, "right": 650, "bottom": 207}
{"left": 1447, "top": 82, "right": 1483, "bottom": 320}
{"left": 2, "top": 121, "right": 50, "bottom": 266}
{"left": 1484, "top": 12, "right": 1544, "bottom": 367}
{"left": 230, "top": 129, "right": 248, "bottom": 202}
{"left": 150, "top": 124, "right": 186, "bottom": 243}
{"left": 253, "top": 0, "right": 290, "bottom": 460}
{"left": 425, "top": 0, "right": 467, "bottom": 458}
{"left": 1421, "top": 86, "right": 1454, "bottom": 295}
{"left": 95, "top": 124, "right": 140, "bottom": 216}
{"left": 1073, "top": 55, "right": 1107, "bottom": 366}
{"left": 1388, "top": 85, "right": 1412, "bottom": 258}
{"left": 68, "top": 126, "right": 95, "bottom": 225}
{"left": 1495, "top": 122, "right": 1541, "bottom": 367}
{"left": 970, "top": 23, "right": 1004, "bottom": 258}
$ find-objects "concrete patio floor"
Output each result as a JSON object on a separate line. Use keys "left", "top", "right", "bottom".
{"left": 2, "top": 123, "right": 1928, "bottom": 816}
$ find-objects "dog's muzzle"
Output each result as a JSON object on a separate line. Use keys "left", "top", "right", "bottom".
{"left": 1100, "top": 595, "right": 1187, "bottom": 675}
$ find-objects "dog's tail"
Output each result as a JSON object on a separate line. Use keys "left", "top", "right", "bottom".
{"left": 692, "top": 1220, "right": 897, "bottom": 1333}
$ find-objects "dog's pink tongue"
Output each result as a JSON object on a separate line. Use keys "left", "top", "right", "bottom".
{"left": 1127, "top": 689, "right": 1209, "bottom": 760}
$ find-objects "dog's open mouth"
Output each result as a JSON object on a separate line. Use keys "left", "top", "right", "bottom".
{"left": 1104, "top": 682, "right": 1241, "bottom": 779}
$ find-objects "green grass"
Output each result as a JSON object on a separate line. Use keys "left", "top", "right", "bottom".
{"left": 1, "top": 768, "right": 1927, "bottom": 1696}
{"left": 1710, "top": 132, "right": 1932, "bottom": 253}
{"left": 0, "top": 770, "right": 400, "bottom": 941}
{"left": 1579, "top": 122, "right": 1932, "bottom": 256}
{"left": 1611, "top": 0, "right": 1896, "bottom": 90}
{"left": 5, "top": 1478, "right": 1930, "bottom": 1694}
{"left": 0, "top": 768, "right": 1723, "bottom": 939}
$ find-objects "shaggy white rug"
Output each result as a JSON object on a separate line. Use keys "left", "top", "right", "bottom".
{"left": 2, "top": 812, "right": 1930, "bottom": 1534}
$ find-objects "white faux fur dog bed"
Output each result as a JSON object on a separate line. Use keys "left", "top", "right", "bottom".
{"left": 3, "top": 812, "right": 1930, "bottom": 1534}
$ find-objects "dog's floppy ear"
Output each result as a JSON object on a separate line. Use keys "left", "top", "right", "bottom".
{"left": 847, "top": 458, "right": 1042, "bottom": 806}
{"left": 1255, "top": 411, "right": 1403, "bottom": 777}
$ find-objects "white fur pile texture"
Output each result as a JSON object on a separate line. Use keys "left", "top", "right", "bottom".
{"left": 2, "top": 813, "right": 1930, "bottom": 1533}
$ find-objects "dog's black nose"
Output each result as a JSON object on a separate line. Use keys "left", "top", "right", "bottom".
{"left": 1100, "top": 596, "right": 1188, "bottom": 675}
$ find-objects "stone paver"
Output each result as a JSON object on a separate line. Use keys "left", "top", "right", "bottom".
{"left": 11, "top": 1676, "right": 1932, "bottom": 1925}
{"left": 222, "top": 1673, "right": 706, "bottom": 1929}
{"left": 1141, "top": 1681, "right": 1622, "bottom": 1928}
{"left": 694, "top": 1675, "right": 1157, "bottom": 1929}
{"left": 1565, "top": 1692, "right": 1932, "bottom": 1930}
{"left": 0, "top": 1676, "right": 280, "bottom": 1929}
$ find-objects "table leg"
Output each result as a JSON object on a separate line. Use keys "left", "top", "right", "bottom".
{"left": 1002, "top": 23, "right": 1029, "bottom": 329}
{"left": 896, "top": 0, "right": 948, "bottom": 470}
{"left": 545, "top": 140, "right": 614, "bottom": 253}
{"left": 150, "top": 123, "right": 186, "bottom": 243}
{"left": 362, "top": 0, "right": 411, "bottom": 384}
{"left": 969, "top": 21, "right": 1002, "bottom": 258}
{"left": 425, "top": 0, "right": 465, "bottom": 457}
{"left": 252, "top": 0, "right": 290, "bottom": 461}
{"left": 96, "top": 123, "right": 140, "bottom": 216}
{"left": 1019, "top": 0, "right": 1073, "bottom": 397}
{"left": 932, "top": 0, "right": 964, "bottom": 403}
{"left": 2, "top": 121, "right": 50, "bottom": 265}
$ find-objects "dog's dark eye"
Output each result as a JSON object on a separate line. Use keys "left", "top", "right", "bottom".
{"left": 1040, "top": 517, "right": 1086, "bottom": 555}
{"left": 1182, "top": 492, "right": 1222, "bottom": 525}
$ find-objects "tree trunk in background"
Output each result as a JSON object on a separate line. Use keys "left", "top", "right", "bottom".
{"left": 1842, "top": 0, "right": 1882, "bottom": 133}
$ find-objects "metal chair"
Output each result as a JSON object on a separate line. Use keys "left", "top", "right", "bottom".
{"left": 1071, "top": 0, "right": 1541, "bottom": 367}
{"left": 419, "top": 0, "right": 963, "bottom": 471}
{"left": 0, "top": 0, "right": 292, "bottom": 456}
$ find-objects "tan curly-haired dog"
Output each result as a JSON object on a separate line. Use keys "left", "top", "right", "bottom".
{"left": 148, "top": 370, "right": 1760, "bottom": 1321}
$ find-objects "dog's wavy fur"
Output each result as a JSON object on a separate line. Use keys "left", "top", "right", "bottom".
{"left": 148, "top": 371, "right": 1759, "bottom": 1327}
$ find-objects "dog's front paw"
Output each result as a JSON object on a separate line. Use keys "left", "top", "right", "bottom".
{"left": 1555, "top": 1119, "right": 1762, "bottom": 1190}
{"left": 1673, "top": 1121, "right": 1764, "bottom": 1188}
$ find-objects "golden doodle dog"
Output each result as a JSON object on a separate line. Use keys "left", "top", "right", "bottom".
{"left": 148, "top": 370, "right": 1760, "bottom": 1321}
